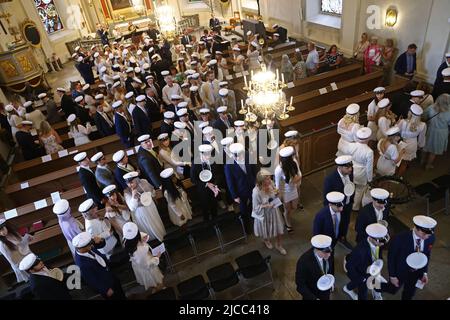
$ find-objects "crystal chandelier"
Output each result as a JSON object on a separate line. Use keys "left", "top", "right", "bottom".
{"left": 155, "top": 4, "right": 177, "bottom": 40}
{"left": 240, "top": 64, "right": 294, "bottom": 125}
{"left": 130, "top": 0, "right": 145, "bottom": 14}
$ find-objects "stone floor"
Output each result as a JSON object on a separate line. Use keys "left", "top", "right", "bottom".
{"left": 1, "top": 64, "right": 449, "bottom": 300}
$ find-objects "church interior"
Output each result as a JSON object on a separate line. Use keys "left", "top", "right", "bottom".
{"left": 0, "top": 0, "right": 449, "bottom": 301}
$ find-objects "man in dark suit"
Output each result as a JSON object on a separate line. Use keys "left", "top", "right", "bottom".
{"left": 57, "top": 87, "right": 77, "bottom": 120}
{"left": 313, "top": 191, "right": 345, "bottom": 248}
{"left": 147, "top": 24, "right": 160, "bottom": 41}
{"left": 19, "top": 253, "right": 71, "bottom": 300}
{"left": 190, "top": 144, "right": 221, "bottom": 221}
{"left": 213, "top": 106, "right": 233, "bottom": 138}
{"left": 94, "top": 103, "right": 115, "bottom": 137}
{"left": 272, "top": 24, "right": 288, "bottom": 42}
{"left": 112, "top": 150, "right": 138, "bottom": 192}
{"left": 15, "top": 121, "right": 45, "bottom": 160}
{"left": 74, "top": 152, "right": 104, "bottom": 208}
{"left": 376, "top": 215, "right": 436, "bottom": 300}
{"left": 74, "top": 95, "right": 92, "bottom": 126}
{"left": 355, "top": 188, "right": 390, "bottom": 243}
{"left": 224, "top": 143, "right": 257, "bottom": 232}
{"left": 160, "top": 111, "right": 175, "bottom": 136}
{"left": 434, "top": 53, "right": 450, "bottom": 85}
{"left": 180, "top": 29, "right": 192, "bottom": 46}
{"left": 343, "top": 223, "right": 389, "bottom": 300}
{"left": 136, "top": 135, "right": 162, "bottom": 189}
{"left": 394, "top": 44, "right": 417, "bottom": 79}
{"left": 133, "top": 95, "right": 152, "bottom": 138}
{"left": 209, "top": 14, "right": 221, "bottom": 34}
{"left": 96, "top": 23, "right": 109, "bottom": 46}
{"left": 113, "top": 101, "right": 134, "bottom": 148}
{"left": 73, "top": 232, "right": 126, "bottom": 300}
{"left": 431, "top": 67, "right": 450, "bottom": 100}
{"left": 295, "top": 235, "right": 334, "bottom": 300}
{"left": 145, "top": 87, "right": 162, "bottom": 121}
{"left": 323, "top": 156, "right": 355, "bottom": 249}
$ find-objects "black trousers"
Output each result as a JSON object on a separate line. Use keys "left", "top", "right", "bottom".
{"left": 340, "top": 204, "right": 353, "bottom": 239}
{"left": 238, "top": 196, "right": 253, "bottom": 233}
{"left": 102, "top": 277, "right": 126, "bottom": 300}
{"left": 200, "top": 189, "right": 218, "bottom": 221}
{"left": 346, "top": 277, "right": 368, "bottom": 300}
{"left": 379, "top": 271, "right": 422, "bottom": 300}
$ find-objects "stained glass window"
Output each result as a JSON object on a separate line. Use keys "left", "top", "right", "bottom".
{"left": 34, "top": 0, "right": 64, "bottom": 34}
{"left": 321, "top": 0, "right": 343, "bottom": 15}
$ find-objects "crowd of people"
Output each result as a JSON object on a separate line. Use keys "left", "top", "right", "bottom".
{"left": 0, "top": 20, "right": 449, "bottom": 301}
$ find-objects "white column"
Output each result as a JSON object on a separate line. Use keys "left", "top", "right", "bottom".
{"left": 340, "top": 0, "right": 360, "bottom": 56}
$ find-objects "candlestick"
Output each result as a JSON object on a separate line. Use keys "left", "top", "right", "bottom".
{"left": 290, "top": 96, "right": 293, "bottom": 106}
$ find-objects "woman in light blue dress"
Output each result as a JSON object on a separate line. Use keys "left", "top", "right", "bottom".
{"left": 423, "top": 94, "right": 450, "bottom": 169}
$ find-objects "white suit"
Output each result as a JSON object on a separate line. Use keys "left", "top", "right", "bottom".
{"left": 348, "top": 141, "right": 374, "bottom": 210}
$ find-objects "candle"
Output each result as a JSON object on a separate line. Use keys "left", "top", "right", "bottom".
{"left": 283, "top": 103, "right": 287, "bottom": 113}
{"left": 290, "top": 96, "right": 293, "bottom": 106}
{"left": 244, "top": 75, "right": 248, "bottom": 87}
{"left": 281, "top": 73, "right": 285, "bottom": 84}
{"left": 241, "top": 99, "right": 244, "bottom": 109}
{"left": 276, "top": 69, "right": 279, "bottom": 82}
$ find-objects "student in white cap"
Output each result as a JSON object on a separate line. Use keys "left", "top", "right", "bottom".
{"left": 247, "top": 40, "right": 261, "bottom": 73}
{"left": 112, "top": 100, "right": 134, "bottom": 148}
{"left": 396, "top": 104, "right": 426, "bottom": 176}
{"left": 79, "top": 199, "right": 117, "bottom": 258}
{"left": 136, "top": 134, "right": 163, "bottom": 189}
{"left": 322, "top": 156, "right": 355, "bottom": 249}
{"left": 376, "top": 126, "right": 405, "bottom": 176}
{"left": 367, "top": 87, "right": 386, "bottom": 144}
{"left": 434, "top": 52, "right": 450, "bottom": 86}
{"left": 15, "top": 120, "right": 45, "bottom": 160}
{"left": 4, "top": 104, "right": 21, "bottom": 143}
{"left": 252, "top": 170, "right": 287, "bottom": 254}
{"left": 94, "top": 99, "right": 115, "bottom": 137}
{"left": 160, "top": 168, "right": 193, "bottom": 226}
{"left": 161, "top": 74, "right": 182, "bottom": 106}
{"left": 422, "top": 93, "right": 450, "bottom": 169}
{"left": 344, "top": 223, "right": 389, "bottom": 300}
{"left": 347, "top": 127, "right": 374, "bottom": 211}
{"left": 378, "top": 215, "right": 436, "bottom": 300}
{"left": 39, "top": 92, "right": 62, "bottom": 125}
{"left": 122, "top": 222, "right": 164, "bottom": 292}
{"left": 160, "top": 111, "right": 176, "bottom": 136}
{"left": 224, "top": 143, "right": 258, "bottom": 233}
{"left": 355, "top": 188, "right": 390, "bottom": 243}
{"left": 336, "top": 103, "right": 361, "bottom": 157}
{"left": 215, "top": 88, "right": 237, "bottom": 118}
{"left": 0, "top": 218, "right": 34, "bottom": 284}
{"left": 295, "top": 234, "right": 334, "bottom": 300}
{"left": 24, "top": 101, "right": 45, "bottom": 132}
{"left": 122, "top": 171, "right": 166, "bottom": 242}
{"left": 18, "top": 253, "right": 71, "bottom": 300}
{"left": 200, "top": 70, "right": 220, "bottom": 109}
{"left": 212, "top": 106, "right": 233, "bottom": 137}
{"left": 102, "top": 185, "right": 131, "bottom": 241}
{"left": 133, "top": 95, "right": 152, "bottom": 138}
{"left": 74, "top": 151, "right": 105, "bottom": 207}
{"left": 233, "top": 120, "right": 248, "bottom": 149}
{"left": 314, "top": 191, "right": 346, "bottom": 248}
{"left": 231, "top": 46, "right": 245, "bottom": 74}
{"left": 90, "top": 151, "right": 115, "bottom": 188}
{"left": 432, "top": 67, "right": 450, "bottom": 100}
{"left": 376, "top": 98, "right": 396, "bottom": 140}
{"left": 158, "top": 132, "right": 190, "bottom": 179}
{"left": 112, "top": 150, "right": 138, "bottom": 192}
{"left": 53, "top": 199, "right": 83, "bottom": 257}
{"left": 67, "top": 113, "right": 93, "bottom": 146}
{"left": 72, "top": 231, "right": 126, "bottom": 299}
{"left": 275, "top": 146, "right": 302, "bottom": 233}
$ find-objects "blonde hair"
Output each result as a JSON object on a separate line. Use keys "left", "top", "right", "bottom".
{"left": 256, "top": 171, "right": 272, "bottom": 191}
{"left": 406, "top": 112, "right": 421, "bottom": 132}
{"left": 39, "top": 121, "right": 52, "bottom": 136}
{"left": 342, "top": 113, "right": 359, "bottom": 127}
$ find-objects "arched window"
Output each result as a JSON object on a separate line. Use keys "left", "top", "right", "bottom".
{"left": 321, "top": 0, "right": 343, "bottom": 15}
{"left": 34, "top": 0, "right": 64, "bottom": 34}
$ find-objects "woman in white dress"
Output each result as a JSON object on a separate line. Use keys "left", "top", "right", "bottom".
{"left": 5, "top": 104, "right": 21, "bottom": 143}
{"left": 252, "top": 171, "right": 286, "bottom": 255}
{"left": 79, "top": 199, "right": 117, "bottom": 259}
{"left": 376, "top": 98, "right": 397, "bottom": 141}
{"left": 0, "top": 219, "right": 33, "bottom": 283}
{"left": 247, "top": 42, "right": 261, "bottom": 73}
{"left": 67, "top": 114, "right": 92, "bottom": 146}
{"left": 158, "top": 133, "right": 190, "bottom": 179}
{"left": 376, "top": 127, "right": 405, "bottom": 176}
{"left": 336, "top": 104, "right": 361, "bottom": 156}
{"left": 274, "top": 147, "right": 302, "bottom": 233}
{"left": 397, "top": 104, "right": 427, "bottom": 176}
{"left": 160, "top": 168, "right": 193, "bottom": 227}
{"left": 216, "top": 51, "right": 230, "bottom": 78}
{"left": 123, "top": 222, "right": 164, "bottom": 292}
{"left": 102, "top": 185, "right": 132, "bottom": 241}
{"left": 367, "top": 87, "right": 386, "bottom": 144}
{"left": 123, "top": 172, "right": 166, "bottom": 242}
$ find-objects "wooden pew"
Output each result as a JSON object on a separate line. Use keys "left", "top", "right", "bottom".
{"left": 12, "top": 135, "right": 123, "bottom": 180}
{"left": 279, "top": 80, "right": 408, "bottom": 176}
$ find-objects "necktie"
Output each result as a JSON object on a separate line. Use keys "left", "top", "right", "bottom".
{"left": 102, "top": 112, "right": 113, "bottom": 127}
{"left": 224, "top": 118, "right": 230, "bottom": 129}
{"left": 371, "top": 246, "right": 379, "bottom": 261}
{"left": 322, "top": 259, "right": 327, "bottom": 275}
{"left": 332, "top": 213, "right": 340, "bottom": 238}
{"left": 415, "top": 238, "right": 422, "bottom": 252}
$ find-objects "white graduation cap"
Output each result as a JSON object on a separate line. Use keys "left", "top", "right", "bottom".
{"left": 137, "top": 134, "right": 151, "bottom": 142}
{"left": 410, "top": 104, "right": 423, "bottom": 116}
{"left": 74, "top": 96, "right": 84, "bottom": 103}
{"left": 160, "top": 168, "right": 174, "bottom": 179}
{"left": 72, "top": 232, "right": 92, "bottom": 248}
{"left": 406, "top": 252, "right": 428, "bottom": 270}
{"left": 198, "top": 144, "right": 213, "bottom": 153}
{"left": 102, "top": 185, "right": 116, "bottom": 195}
{"left": 317, "top": 274, "right": 335, "bottom": 291}
{"left": 356, "top": 127, "right": 372, "bottom": 140}
{"left": 123, "top": 222, "right": 139, "bottom": 240}
{"left": 279, "top": 146, "right": 294, "bottom": 158}
{"left": 366, "top": 223, "right": 388, "bottom": 239}
{"left": 157, "top": 133, "right": 169, "bottom": 141}
{"left": 229, "top": 143, "right": 245, "bottom": 154}
{"left": 219, "top": 88, "right": 229, "bottom": 97}
{"left": 335, "top": 155, "right": 352, "bottom": 166}
{"left": 386, "top": 126, "right": 400, "bottom": 136}
{"left": 164, "top": 111, "right": 175, "bottom": 119}
{"left": 413, "top": 215, "right": 437, "bottom": 230}
{"left": 125, "top": 92, "right": 135, "bottom": 99}
{"left": 377, "top": 98, "right": 391, "bottom": 109}
{"left": 112, "top": 150, "right": 125, "bottom": 163}
{"left": 123, "top": 171, "right": 139, "bottom": 181}
{"left": 53, "top": 199, "right": 69, "bottom": 215}
{"left": 410, "top": 90, "right": 425, "bottom": 97}
{"left": 326, "top": 191, "right": 345, "bottom": 204}
{"left": 373, "top": 87, "right": 386, "bottom": 94}
{"left": 73, "top": 151, "right": 87, "bottom": 162}
{"left": 220, "top": 137, "right": 234, "bottom": 146}
{"left": 112, "top": 100, "right": 123, "bottom": 109}
{"left": 346, "top": 103, "right": 360, "bottom": 115}
{"left": 90, "top": 152, "right": 103, "bottom": 163}
{"left": 136, "top": 95, "right": 146, "bottom": 102}
{"left": 19, "top": 253, "right": 39, "bottom": 271}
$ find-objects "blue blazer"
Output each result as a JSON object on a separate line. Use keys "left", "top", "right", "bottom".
{"left": 355, "top": 203, "right": 390, "bottom": 243}
{"left": 345, "top": 239, "right": 384, "bottom": 285}
{"left": 394, "top": 52, "right": 416, "bottom": 75}
{"left": 94, "top": 112, "right": 115, "bottom": 137}
{"left": 74, "top": 249, "right": 115, "bottom": 297}
{"left": 114, "top": 113, "right": 133, "bottom": 147}
{"left": 387, "top": 230, "right": 435, "bottom": 280}
{"left": 323, "top": 169, "right": 354, "bottom": 207}
{"left": 132, "top": 106, "right": 152, "bottom": 138}
{"left": 224, "top": 157, "right": 257, "bottom": 200}
{"left": 313, "top": 206, "right": 339, "bottom": 243}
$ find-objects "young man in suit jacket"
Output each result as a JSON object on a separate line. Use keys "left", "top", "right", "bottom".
{"left": 74, "top": 152, "right": 105, "bottom": 208}
{"left": 343, "top": 223, "right": 389, "bottom": 300}
{"left": 19, "top": 253, "right": 71, "bottom": 300}
{"left": 94, "top": 103, "right": 115, "bottom": 137}
{"left": 355, "top": 188, "right": 390, "bottom": 243}
{"left": 136, "top": 134, "right": 162, "bottom": 189}
{"left": 160, "top": 111, "right": 175, "bottom": 136}
{"left": 91, "top": 152, "right": 116, "bottom": 189}
{"left": 113, "top": 100, "right": 134, "bottom": 148}
{"left": 377, "top": 215, "right": 436, "bottom": 300}
{"left": 323, "top": 155, "right": 355, "bottom": 249}
{"left": 394, "top": 44, "right": 417, "bottom": 79}
{"left": 313, "top": 192, "right": 345, "bottom": 248}
{"left": 295, "top": 235, "right": 334, "bottom": 300}
{"left": 73, "top": 232, "right": 126, "bottom": 300}
{"left": 133, "top": 95, "right": 153, "bottom": 138}
{"left": 112, "top": 150, "right": 138, "bottom": 192}
{"left": 213, "top": 106, "right": 233, "bottom": 138}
